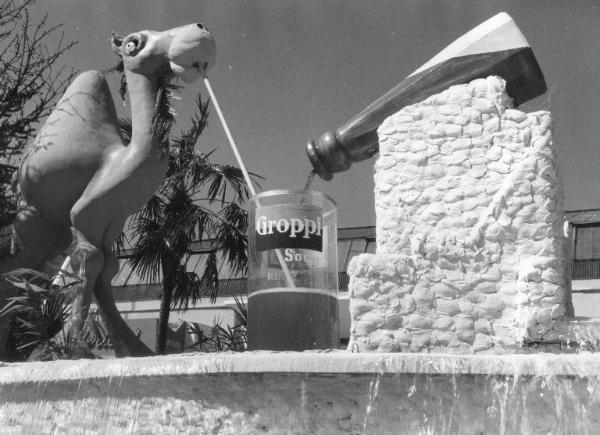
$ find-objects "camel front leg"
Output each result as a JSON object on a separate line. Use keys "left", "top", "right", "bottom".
{"left": 70, "top": 198, "right": 153, "bottom": 357}
{"left": 93, "top": 249, "right": 154, "bottom": 357}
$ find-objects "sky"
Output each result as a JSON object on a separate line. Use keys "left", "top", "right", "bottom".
{"left": 28, "top": 0, "right": 600, "bottom": 228}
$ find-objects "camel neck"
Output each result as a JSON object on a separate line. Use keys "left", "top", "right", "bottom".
{"left": 126, "top": 71, "right": 160, "bottom": 156}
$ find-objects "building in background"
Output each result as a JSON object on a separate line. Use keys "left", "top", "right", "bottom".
{"left": 4, "top": 212, "right": 600, "bottom": 352}
{"left": 105, "top": 226, "right": 376, "bottom": 352}
{"left": 565, "top": 209, "right": 600, "bottom": 318}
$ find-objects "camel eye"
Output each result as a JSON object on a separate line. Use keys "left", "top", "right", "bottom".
{"left": 124, "top": 37, "right": 141, "bottom": 56}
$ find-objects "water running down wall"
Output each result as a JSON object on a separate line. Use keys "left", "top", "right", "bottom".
{"left": 2, "top": 352, "right": 600, "bottom": 434}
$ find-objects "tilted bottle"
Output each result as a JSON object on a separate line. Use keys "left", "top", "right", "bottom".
{"left": 306, "top": 12, "right": 547, "bottom": 180}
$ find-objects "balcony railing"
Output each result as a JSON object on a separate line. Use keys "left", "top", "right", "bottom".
{"left": 572, "top": 259, "right": 600, "bottom": 279}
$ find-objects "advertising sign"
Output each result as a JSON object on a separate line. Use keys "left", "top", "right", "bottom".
{"left": 254, "top": 204, "right": 323, "bottom": 252}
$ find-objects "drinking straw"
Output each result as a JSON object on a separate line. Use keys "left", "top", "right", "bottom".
{"left": 202, "top": 74, "right": 296, "bottom": 288}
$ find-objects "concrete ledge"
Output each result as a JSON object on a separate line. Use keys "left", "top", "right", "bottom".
{"left": 2, "top": 352, "right": 600, "bottom": 434}
{"left": 3, "top": 351, "right": 600, "bottom": 382}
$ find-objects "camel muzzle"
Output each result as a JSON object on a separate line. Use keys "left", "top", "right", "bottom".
{"left": 168, "top": 23, "right": 217, "bottom": 83}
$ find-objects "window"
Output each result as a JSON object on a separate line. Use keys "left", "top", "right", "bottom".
{"left": 574, "top": 225, "right": 600, "bottom": 259}
{"left": 337, "top": 238, "right": 376, "bottom": 272}
{"left": 337, "top": 239, "right": 352, "bottom": 273}
{"left": 365, "top": 239, "right": 376, "bottom": 254}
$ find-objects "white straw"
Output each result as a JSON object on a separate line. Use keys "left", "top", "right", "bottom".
{"left": 202, "top": 75, "right": 296, "bottom": 288}
{"left": 202, "top": 77, "right": 256, "bottom": 196}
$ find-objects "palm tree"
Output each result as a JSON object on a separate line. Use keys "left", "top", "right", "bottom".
{"left": 121, "top": 88, "right": 253, "bottom": 354}
{"left": 0, "top": 268, "right": 112, "bottom": 361}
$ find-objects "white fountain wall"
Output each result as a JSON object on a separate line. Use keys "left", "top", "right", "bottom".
{"left": 348, "top": 76, "right": 573, "bottom": 353}
{"left": 3, "top": 353, "right": 600, "bottom": 434}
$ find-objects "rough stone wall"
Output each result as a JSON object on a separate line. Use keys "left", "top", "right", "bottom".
{"left": 348, "top": 76, "right": 572, "bottom": 353}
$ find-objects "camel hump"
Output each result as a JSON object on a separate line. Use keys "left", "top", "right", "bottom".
{"left": 19, "top": 70, "right": 123, "bottom": 225}
{"left": 68, "top": 70, "right": 112, "bottom": 96}
{"left": 52, "top": 70, "right": 120, "bottom": 131}
{"left": 23, "top": 70, "right": 121, "bottom": 160}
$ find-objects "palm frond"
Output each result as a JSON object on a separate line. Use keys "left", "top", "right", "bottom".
{"left": 171, "top": 266, "right": 202, "bottom": 312}
{"left": 199, "top": 250, "right": 219, "bottom": 303}
{"left": 204, "top": 163, "right": 248, "bottom": 205}
{"left": 112, "top": 231, "right": 128, "bottom": 257}
{"left": 0, "top": 269, "right": 111, "bottom": 360}
{"left": 214, "top": 203, "right": 248, "bottom": 276}
{"left": 133, "top": 194, "right": 166, "bottom": 224}
{"left": 128, "top": 217, "right": 170, "bottom": 283}
{"left": 170, "top": 94, "right": 210, "bottom": 164}
{"left": 182, "top": 321, "right": 210, "bottom": 350}
{"left": 153, "top": 79, "right": 178, "bottom": 155}
{"left": 206, "top": 318, "right": 246, "bottom": 352}
{"left": 232, "top": 295, "right": 248, "bottom": 327}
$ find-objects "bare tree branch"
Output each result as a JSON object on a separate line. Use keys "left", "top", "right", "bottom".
{"left": 0, "top": 0, "right": 76, "bottom": 227}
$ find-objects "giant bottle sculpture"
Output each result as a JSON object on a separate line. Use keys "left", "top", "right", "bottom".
{"left": 306, "top": 12, "right": 547, "bottom": 180}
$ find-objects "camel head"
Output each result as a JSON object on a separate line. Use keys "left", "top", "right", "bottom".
{"left": 111, "top": 23, "right": 216, "bottom": 83}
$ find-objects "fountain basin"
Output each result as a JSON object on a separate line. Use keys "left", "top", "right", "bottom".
{"left": 1, "top": 352, "right": 600, "bottom": 434}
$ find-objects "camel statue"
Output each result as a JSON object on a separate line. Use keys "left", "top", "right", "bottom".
{"left": 6, "top": 23, "right": 216, "bottom": 357}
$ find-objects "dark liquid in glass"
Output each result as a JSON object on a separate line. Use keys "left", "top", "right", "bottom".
{"left": 248, "top": 289, "right": 339, "bottom": 350}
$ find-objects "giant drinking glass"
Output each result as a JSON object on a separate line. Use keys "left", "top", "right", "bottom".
{"left": 248, "top": 189, "right": 339, "bottom": 350}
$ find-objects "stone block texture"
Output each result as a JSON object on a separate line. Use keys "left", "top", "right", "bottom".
{"left": 348, "top": 76, "right": 572, "bottom": 353}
